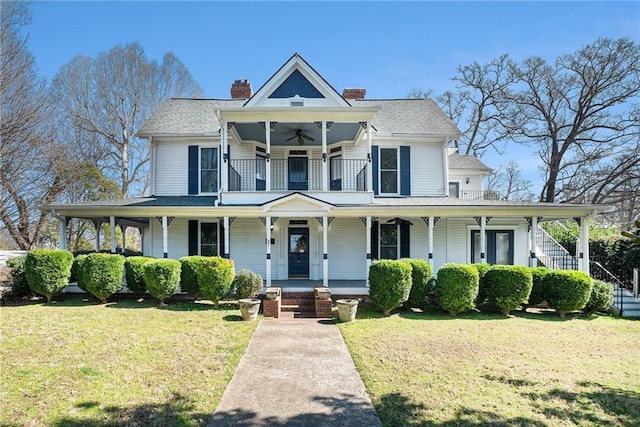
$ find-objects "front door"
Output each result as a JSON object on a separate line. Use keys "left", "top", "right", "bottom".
{"left": 288, "top": 227, "right": 309, "bottom": 278}
{"left": 288, "top": 157, "right": 308, "bottom": 190}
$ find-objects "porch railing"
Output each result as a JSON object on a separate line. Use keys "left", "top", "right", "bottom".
{"left": 227, "top": 158, "right": 367, "bottom": 192}
{"left": 590, "top": 261, "right": 627, "bottom": 316}
{"left": 451, "top": 189, "right": 502, "bottom": 200}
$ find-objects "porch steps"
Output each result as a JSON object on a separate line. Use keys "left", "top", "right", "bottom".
{"left": 280, "top": 292, "right": 317, "bottom": 313}
{"left": 613, "top": 285, "right": 640, "bottom": 317}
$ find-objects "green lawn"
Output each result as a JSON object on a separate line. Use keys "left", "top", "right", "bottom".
{"left": 0, "top": 296, "right": 257, "bottom": 426}
{"left": 339, "top": 304, "right": 640, "bottom": 427}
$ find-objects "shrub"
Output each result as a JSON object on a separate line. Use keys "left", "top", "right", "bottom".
{"left": 401, "top": 258, "right": 432, "bottom": 309}
{"left": 234, "top": 269, "right": 264, "bottom": 299}
{"left": 6, "top": 255, "right": 33, "bottom": 298}
{"left": 472, "top": 263, "right": 492, "bottom": 304}
{"left": 83, "top": 253, "right": 125, "bottom": 303}
{"left": 368, "top": 259, "right": 412, "bottom": 315}
{"left": 196, "top": 257, "right": 235, "bottom": 307}
{"left": 543, "top": 270, "right": 593, "bottom": 317}
{"left": 435, "top": 264, "right": 479, "bottom": 315}
{"left": 73, "top": 254, "right": 89, "bottom": 292}
{"left": 143, "top": 259, "right": 181, "bottom": 304}
{"left": 583, "top": 280, "right": 614, "bottom": 315}
{"left": 524, "top": 267, "right": 548, "bottom": 310}
{"left": 24, "top": 249, "right": 73, "bottom": 303}
{"left": 180, "top": 256, "right": 204, "bottom": 298}
{"left": 485, "top": 265, "right": 533, "bottom": 315}
{"left": 125, "top": 256, "right": 153, "bottom": 297}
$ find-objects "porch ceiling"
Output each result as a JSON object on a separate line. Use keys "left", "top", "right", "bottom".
{"left": 234, "top": 122, "right": 360, "bottom": 146}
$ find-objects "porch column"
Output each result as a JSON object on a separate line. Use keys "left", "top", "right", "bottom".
{"left": 322, "top": 216, "right": 329, "bottom": 287}
{"left": 530, "top": 217, "right": 538, "bottom": 268}
{"left": 480, "top": 216, "right": 487, "bottom": 264}
{"left": 580, "top": 217, "right": 590, "bottom": 274}
{"left": 58, "top": 216, "right": 68, "bottom": 251}
{"left": 265, "top": 121, "right": 271, "bottom": 192}
{"left": 94, "top": 221, "right": 102, "bottom": 252}
{"left": 121, "top": 225, "right": 126, "bottom": 254}
{"left": 110, "top": 216, "right": 116, "bottom": 254}
{"left": 322, "top": 121, "right": 328, "bottom": 191}
{"left": 221, "top": 123, "right": 228, "bottom": 192}
{"left": 366, "top": 216, "right": 372, "bottom": 287}
{"left": 366, "top": 121, "right": 373, "bottom": 192}
{"left": 162, "top": 216, "right": 168, "bottom": 258}
{"left": 428, "top": 216, "right": 435, "bottom": 270}
{"left": 224, "top": 216, "right": 230, "bottom": 259}
{"left": 266, "top": 215, "right": 272, "bottom": 287}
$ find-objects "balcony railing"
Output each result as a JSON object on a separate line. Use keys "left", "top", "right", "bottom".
{"left": 451, "top": 189, "right": 503, "bottom": 200}
{"left": 228, "top": 158, "right": 368, "bottom": 192}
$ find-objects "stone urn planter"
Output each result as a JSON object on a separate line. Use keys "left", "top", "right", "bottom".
{"left": 336, "top": 299, "right": 359, "bottom": 322}
{"left": 238, "top": 298, "right": 261, "bottom": 321}
{"left": 265, "top": 287, "right": 281, "bottom": 300}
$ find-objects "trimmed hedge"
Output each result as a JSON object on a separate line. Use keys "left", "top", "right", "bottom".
{"left": 472, "top": 263, "right": 492, "bottom": 304}
{"left": 196, "top": 257, "right": 235, "bottom": 307}
{"left": 234, "top": 269, "right": 264, "bottom": 299}
{"left": 73, "top": 254, "right": 89, "bottom": 292}
{"left": 143, "top": 259, "right": 181, "bottom": 304}
{"left": 543, "top": 270, "right": 593, "bottom": 317}
{"left": 435, "top": 263, "right": 479, "bottom": 315}
{"left": 583, "top": 280, "right": 614, "bottom": 315}
{"left": 524, "top": 267, "right": 548, "bottom": 310}
{"left": 401, "top": 258, "right": 432, "bottom": 309}
{"left": 180, "top": 256, "right": 204, "bottom": 298}
{"left": 485, "top": 265, "right": 533, "bottom": 315}
{"left": 125, "top": 256, "right": 153, "bottom": 297}
{"left": 83, "top": 253, "right": 125, "bottom": 304}
{"left": 6, "top": 255, "right": 33, "bottom": 298}
{"left": 24, "top": 249, "right": 73, "bottom": 303}
{"left": 369, "top": 260, "right": 412, "bottom": 315}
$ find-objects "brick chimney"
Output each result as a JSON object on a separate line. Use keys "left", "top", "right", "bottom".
{"left": 230, "top": 79, "right": 253, "bottom": 99}
{"left": 342, "top": 88, "right": 366, "bottom": 99}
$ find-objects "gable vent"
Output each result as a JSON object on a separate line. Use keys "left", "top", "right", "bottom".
{"left": 291, "top": 100, "right": 304, "bottom": 107}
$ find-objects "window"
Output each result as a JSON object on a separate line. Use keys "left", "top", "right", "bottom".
{"left": 330, "top": 155, "right": 342, "bottom": 191}
{"left": 449, "top": 182, "right": 460, "bottom": 198}
{"left": 200, "top": 223, "right": 218, "bottom": 256}
{"left": 256, "top": 153, "right": 266, "bottom": 191}
{"left": 380, "top": 223, "right": 398, "bottom": 259}
{"left": 380, "top": 148, "right": 398, "bottom": 194}
{"left": 471, "top": 230, "right": 514, "bottom": 264}
{"left": 200, "top": 147, "right": 218, "bottom": 193}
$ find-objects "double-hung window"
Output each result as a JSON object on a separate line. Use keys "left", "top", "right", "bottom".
{"left": 200, "top": 147, "right": 218, "bottom": 193}
{"left": 380, "top": 148, "right": 398, "bottom": 194}
{"left": 380, "top": 223, "right": 398, "bottom": 259}
{"left": 200, "top": 222, "right": 218, "bottom": 256}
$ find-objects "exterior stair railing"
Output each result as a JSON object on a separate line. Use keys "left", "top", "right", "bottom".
{"left": 536, "top": 223, "right": 578, "bottom": 270}
{"left": 590, "top": 261, "right": 627, "bottom": 316}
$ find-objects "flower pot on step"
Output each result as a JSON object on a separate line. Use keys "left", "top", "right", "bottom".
{"left": 336, "top": 299, "right": 359, "bottom": 322}
{"left": 239, "top": 298, "right": 261, "bottom": 321}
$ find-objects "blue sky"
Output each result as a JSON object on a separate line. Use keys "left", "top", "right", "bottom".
{"left": 26, "top": 1, "right": 640, "bottom": 189}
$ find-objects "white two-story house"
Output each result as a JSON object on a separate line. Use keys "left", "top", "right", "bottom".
{"left": 47, "top": 54, "right": 601, "bottom": 294}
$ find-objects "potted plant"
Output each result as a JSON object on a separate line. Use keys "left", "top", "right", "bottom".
{"left": 336, "top": 298, "right": 359, "bottom": 322}
{"left": 234, "top": 269, "right": 263, "bottom": 321}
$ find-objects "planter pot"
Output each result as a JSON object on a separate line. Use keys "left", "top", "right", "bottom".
{"left": 239, "top": 298, "right": 261, "bottom": 321}
{"left": 315, "top": 287, "right": 332, "bottom": 300}
{"left": 265, "top": 287, "right": 280, "bottom": 300}
{"left": 336, "top": 299, "right": 359, "bottom": 322}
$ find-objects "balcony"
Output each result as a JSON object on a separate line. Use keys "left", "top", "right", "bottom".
{"left": 228, "top": 158, "right": 368, "bottom": 192}
{"left": 451, "top": 189, "right": 503, "bottom": 201}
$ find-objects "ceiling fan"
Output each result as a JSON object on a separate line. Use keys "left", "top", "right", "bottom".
{"left": 286, "top": 129, "right": 315, "bottom": 145}
{"left": 386, "top": 218, "right": 414, "bottom": 226}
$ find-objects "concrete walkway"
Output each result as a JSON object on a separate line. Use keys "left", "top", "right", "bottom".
{"left": 209, "top": 319, "right": 382, "bottom": 427}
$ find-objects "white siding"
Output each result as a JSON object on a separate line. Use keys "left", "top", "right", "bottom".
{"left": 410, "top": 144, "right": 445, "bottom": 196}
{"left": 230, "top": 218, "right": 268, "bottom": 278}
{"left": 328, "top": 218, "right": 366, "bottom": 280}
{"left": 155, "top": 143, "right": 188, "bottom": 196}
{"left": 344, "top": 142, "right": 367, "bottom": 158}
{"left": 446, "top": 219, "right": 468, "bottom": 264}
{"left": 231, "top": 144, "right": 256, "bottom": 160}
{"left": 150, "top": 218, "right": 189, "bottom": 259}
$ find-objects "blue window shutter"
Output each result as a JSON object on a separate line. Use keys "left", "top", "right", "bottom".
{"left": 188, "top": 145, "right": 198, "bottom": 195}
{"left": 400, "top": 146, "right": 411, "bottom": 196}
{"left": 371, "top": 220, "right": 379, "bottom": 260}
{"left": 372, "top": 145, "right": 379, "bottom": 195}
{"left": 400, "top": 222, "right": 410, "bottom": 258}
{"left": 188, "top": 220, "right": 198, "bottom": 255}
{"left": 219, "top": 221, "right": 225, "bottom": 258}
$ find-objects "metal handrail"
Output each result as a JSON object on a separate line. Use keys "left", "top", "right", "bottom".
{"left": 591, "top": 261, "right": 626, "bottom": 316}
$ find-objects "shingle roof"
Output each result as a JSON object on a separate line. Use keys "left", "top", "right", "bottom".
{"left": 353, "top": 98, "right": 462, "bottom": 136}
{"left": 137, "top": 97, "right": 462, "bottom": 138}
{"left": 448, "top": 152, "right": 493, "bottom": 172}
{"left": 47, "top": 196, "right": 218, "bottom": 208}
{"left": 137, "top": 99, "right": 245, "bottom": 137}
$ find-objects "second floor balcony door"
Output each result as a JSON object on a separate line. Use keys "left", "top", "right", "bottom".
{"left": 288, "top": 157, "right": 308, "bottom": 190}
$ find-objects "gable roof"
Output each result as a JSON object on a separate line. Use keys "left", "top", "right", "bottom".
{"left": 449, "top": 152, "right": 493, "bottom": 172}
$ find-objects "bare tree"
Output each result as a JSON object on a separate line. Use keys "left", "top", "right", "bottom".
{"left": 53, "top": 43, "right": 204, "bottom": 197}
{"left": 486, "top": 161, "right": 535, "bottom": 201}
{"left": 0, "top": 2, "right": 80, "bottom": 249}
{"left": 501, "top": 38, "right": 640, "bottom": 203}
